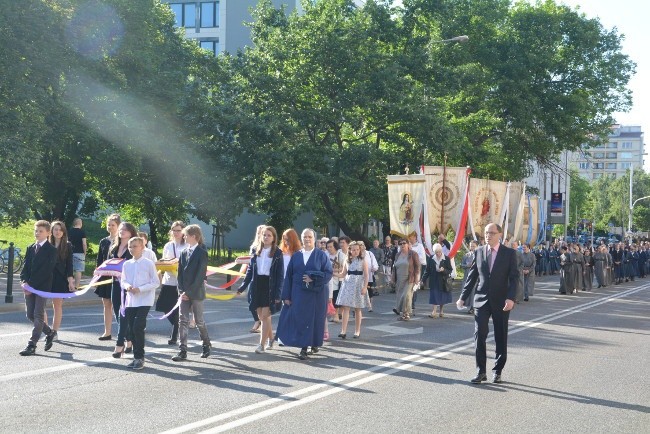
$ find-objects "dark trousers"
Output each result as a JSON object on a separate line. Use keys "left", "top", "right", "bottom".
{"left": 111, "top": 280, "right": 130, "bottom": 346}
{"left": 126, "top": 306, "right": 150, "bottom": 360}
{"left": 474, "top": 300, "right": 510, "bottom": 374}
{"left": 167, "top": 309, "right": 179, "bottom": 342}
{"left": 25, "top": 293, "right": 53, "bottom": 346}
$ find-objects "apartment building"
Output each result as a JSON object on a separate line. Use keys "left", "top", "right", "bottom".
{"left": 572, "top": 125, "right": 645, "bottom": 180}
{"left": 163, "top": 0, "right": 302, "bottom": 55}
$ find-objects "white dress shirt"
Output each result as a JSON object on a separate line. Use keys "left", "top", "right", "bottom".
{"left": 161, "top": 241, "right": 188, "bottom": 285}
{"left": 120, "top": 257, "right": 159, "bottom": 307}
{"left": 257, "top": 247, "right": 272, "bottom": 276}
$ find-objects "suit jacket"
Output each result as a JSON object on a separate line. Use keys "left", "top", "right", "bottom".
{"left": 20, "top": 241, "right": 58, "bottom": 292}
{"left": 177, "top": 244, "right": 208, "bottom": 300}
{"left": 460, "top": 243, "right": 519, "bottom": 309}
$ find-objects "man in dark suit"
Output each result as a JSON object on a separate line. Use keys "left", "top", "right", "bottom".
{"left": 457, "top": 223, "right": 519, "bottom": 384}
{"left": 172, "top": 224, "right": 212, "bottom": 361}
{"left": 19, "top": 220, "right": 58, "bottom": 355}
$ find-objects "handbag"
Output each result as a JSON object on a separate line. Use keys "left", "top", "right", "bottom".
{"left": 327, "top": 300, "right": 336, "bottom": 316}
{"left": 443, "top": 276, "right": 455, "bottom": 293}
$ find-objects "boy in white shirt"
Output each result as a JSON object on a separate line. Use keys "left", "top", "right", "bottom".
{"left": 120, "top": 237, "right": 159, "bottom": 370}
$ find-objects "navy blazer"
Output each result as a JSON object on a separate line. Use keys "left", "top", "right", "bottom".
{"left": 238, "top": 248, "right": 284, "bottom": 310}
{"left": 177, "top": 244, "right": 208, "bottom": 301}
{"left": 460, "top": 244, "right": 518, "bottom": 309}
{"left": 20, "top": 241, "right": 58, "bottom": 292}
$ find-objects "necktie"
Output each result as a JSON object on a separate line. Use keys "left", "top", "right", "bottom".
{"left": 188, "top": 248, "right": 193, "bottom": 259}
{"left": 35, "top": 243, "right": 41, "bottom": 254}
{"left": 487, "top": 247, "right": 494, "bottom": 272}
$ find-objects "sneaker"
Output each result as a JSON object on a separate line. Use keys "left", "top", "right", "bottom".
{"left": 255, "top": 344, "right": 265, "bottom": 354}
{"left": 126, "top": 360, "right": 136, "bottom": 368}
{"left": 131, "top": 359, "right": 144, "bottom": 370}
{"left": 19, "top": 345, "right": 36, "bottom": 356}
{"left": 201, "top": 344, "right": 211, "bottom": 358}
{"left": 44, "top": 331, "right": 56, "bottom": 351}
{"left": 171, "top": 350, "right": 187, "bottom": 362}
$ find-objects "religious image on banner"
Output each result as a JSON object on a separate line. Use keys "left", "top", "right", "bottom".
{"left": 469, "top": 179, "right": 507, "bottom": 238}
{"left": 422, "top": 166, "right": 467, "bottom": 235}
{"left": 387, "top": 174, "right": 426, "bottom": 238}
{"left": 399, "top": 192, "right": 414, "bottom": 225}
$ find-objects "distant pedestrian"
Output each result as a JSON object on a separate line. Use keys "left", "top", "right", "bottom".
{"left": 336, "top": 241, "right": 370, "bottom": 339}
{"left": 68, "top": 217, "right": 87, "bottom": 288}
{"left": 48, "top": 220, "right": 75, "bottom": 338}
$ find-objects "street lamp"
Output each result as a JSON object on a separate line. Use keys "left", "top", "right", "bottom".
{"left": 627, "top": 157, "right": 648, "bottom": 239}
{"left": 432, "top": 35, "right": 469, "bottom": 43}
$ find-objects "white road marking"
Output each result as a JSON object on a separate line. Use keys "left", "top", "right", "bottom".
{"left": 160, "top": 284, "right": 648, "bottom": 434}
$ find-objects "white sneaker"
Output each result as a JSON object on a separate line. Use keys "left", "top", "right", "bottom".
{"left": 255, "top": 344, "right": 265, "bottom": 354}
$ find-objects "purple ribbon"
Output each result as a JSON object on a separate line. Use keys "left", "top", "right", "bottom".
{"left": 21, "top": 275, "right": 102, "bottom": 298}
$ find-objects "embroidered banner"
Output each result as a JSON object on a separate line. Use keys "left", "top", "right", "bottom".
{"left": 468, "top": 179, "right": 507, "bottom": 239}
{"left": 421, "top": 166, "right": 468, "bottom": 235}
{"left": 387, "top": 174, "right": 426, "bottom": 238}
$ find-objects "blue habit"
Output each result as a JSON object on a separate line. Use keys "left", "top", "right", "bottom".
{"left": 276, "top": 249, "right": 333, "bottom": 348}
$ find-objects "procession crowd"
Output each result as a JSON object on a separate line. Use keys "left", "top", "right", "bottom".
{"left": 16, "top": 214, "right": 645, "bottom": 371}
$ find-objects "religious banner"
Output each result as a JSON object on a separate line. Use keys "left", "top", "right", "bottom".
{"left": 468, "top": 179, "right": 508, "bottom": 239}
{"left": 421, "top": 166, "right": 468, "bottom": 235}
{"left": 505, "top": 182, "right": 525, "bottom": 240}
{"left": 522, "top": 195, "right": 541, "bottom": 246}
{"left": 512, "top": 188, "right": 527, "bottom": 242}
{"left": 387, "top": 174, "right": 426, "bottom": 238}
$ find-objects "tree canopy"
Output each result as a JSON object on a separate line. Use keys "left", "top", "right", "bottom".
{"left": 0, "top": 0, "right": 637, "bottom": 242}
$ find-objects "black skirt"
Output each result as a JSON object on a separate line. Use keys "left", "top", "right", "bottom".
{"left": 51, "top": 269, "right": 70, "bottom": 294}
{"left": 251, "top": 275, "right": 271, "bottom": 309}
{"left": 94, "top": 277, "right": 113, "bottom": 299}
{"left": 155, "top": 284, "right": 179, "bottom": 313}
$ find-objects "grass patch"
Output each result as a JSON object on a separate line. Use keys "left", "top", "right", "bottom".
{"left": 1, "top": 220, "right": 249, "bottom": 274}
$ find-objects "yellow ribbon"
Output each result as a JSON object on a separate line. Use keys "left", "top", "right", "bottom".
{"left": 205, "top": 293, "right": 238, "bottom": 301}
{"left": 206, "top": 266, "right": 246, "bottom": 277}
{"left": 75, "top": 279, "right": 113, "bottom": 291}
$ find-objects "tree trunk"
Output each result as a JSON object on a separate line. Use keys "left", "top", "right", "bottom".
{"left": 319, "top": 193, "right": 367, "bottom": 243}
{"left": 148, "top": 219, "right": 159, "bottom": 251}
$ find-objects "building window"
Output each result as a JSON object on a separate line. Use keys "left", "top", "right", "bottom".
{"left": 201, "top": 2, "right": 219, "bottom": 28}
{"left": 605, "top": 163, "right": 616, "bottom": 169}
{"left": 621, "top": 162, "right": 631, "bottom": 169}
{"left": 594, "top": 143, "right": 605, "bottom": 148}
{"left": 620, "top": 152, "right": 633, "bottom": 159}
{"left": 593, "top": 173, "right": 602, "bottom": 179}
{"left": 593, "top": 163, "right": 604, "bottom": 169}
{"left": 169, "top": 3, "right": 196, "bottom": 27}
{"left": 200, "top": 40, "right": 220, "bottom": 55}
{"left": 592, "top": 152, "right": 604, "bottom": 159}
{"left": 606, "top": 152, "right": 617, "bottom": 159}
{"left": 607, "top": 142, "right": 617, "bottom": 148}
{"left": 579, "top": 162, "right": 589, "bottom": 169}
{"left": 622, "top": 142, "right": 633, "bottom": 149}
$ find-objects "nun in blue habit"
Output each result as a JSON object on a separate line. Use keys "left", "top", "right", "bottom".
{"left": 276, "top": 228, "right": 333, "bottom": 360}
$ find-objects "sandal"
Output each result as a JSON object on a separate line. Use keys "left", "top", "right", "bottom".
{"left": 428, "top": 314, "right": 436, "bottom": 318}
{"left": 398, "top": 315, "right": 410, "bottom": 321}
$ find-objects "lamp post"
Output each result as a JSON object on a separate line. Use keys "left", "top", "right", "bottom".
{"left": 432, "top": 35, "right": 469, "bottom": 43}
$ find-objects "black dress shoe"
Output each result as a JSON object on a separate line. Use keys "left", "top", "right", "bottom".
{"left": 392, "top": 308, "right": 400, "bottom": 316}
{"left": 201, "top": 344, "right": 211, "bottom": 358}
{"left": 168, "top": 339, "right": 178, "bottom": 346}
{"left": 310, "top": 346, "right": 319, "bottom": 354}
{"left": 19, "top": 345, "right": 36, "bottom": 356}
{"left": 492, "top": 373, "right": 503, "bottom": 383}
{"left": 98, "top": 335, "right": 112, "bottom": 341}
{"left": 338, "top": 333, "right": 346, "bottom": 339}
{"left": 44, "top": 332, "right": 56, "bottom": 351}
{"left": 172, "top": 350, "right": 187, "bottom": 361}
{"left": 124, "top": 345, "right": 133, "bottom": 354}
{"left": 524, "top": 297, "right": 529, "bottom": 302}
{"left": 298, "top": 350, "right": 309, "bottom": 360}
{"left": 470, "top": 373, "right": 487, "bottom": 384}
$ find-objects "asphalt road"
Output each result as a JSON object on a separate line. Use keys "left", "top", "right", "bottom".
{"left": 0, "top": 275, "right": 648, "bottom": 433}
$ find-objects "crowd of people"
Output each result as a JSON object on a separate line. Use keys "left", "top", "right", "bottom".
{"left": 17, "top": 215, "right": 644, "bottom": 372}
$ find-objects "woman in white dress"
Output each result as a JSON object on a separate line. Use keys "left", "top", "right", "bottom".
{"left": 336, "top": 241, "right": 369, "bottom": 339}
